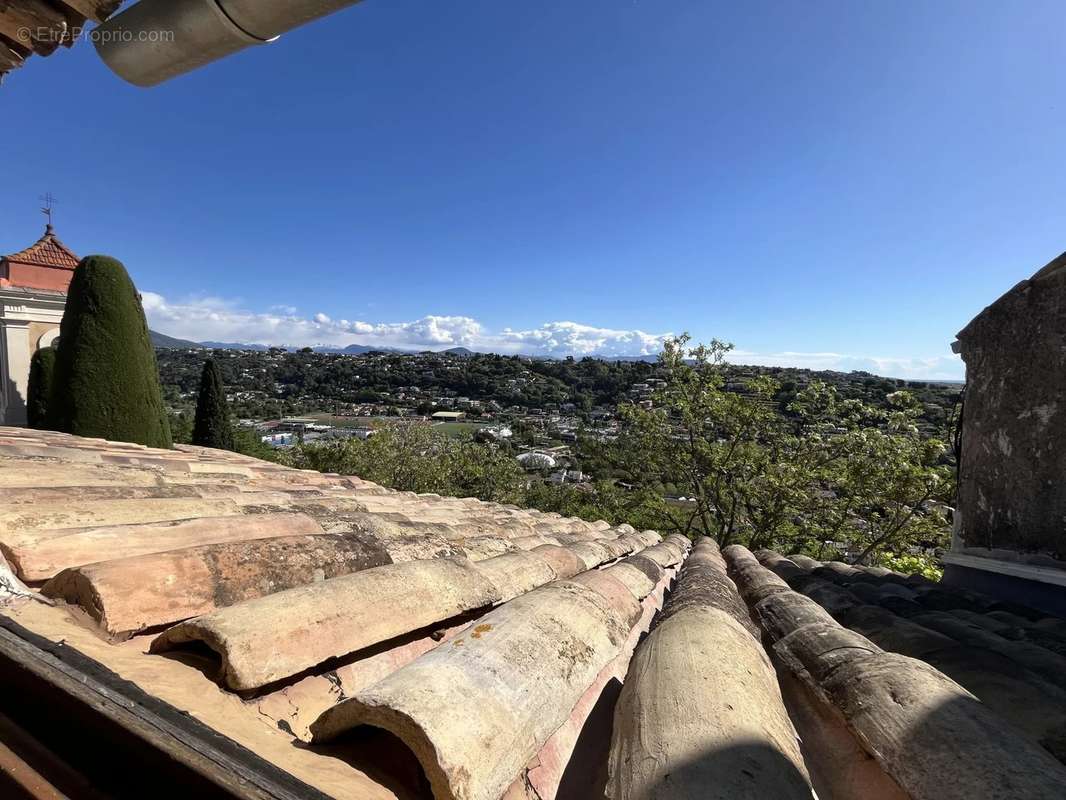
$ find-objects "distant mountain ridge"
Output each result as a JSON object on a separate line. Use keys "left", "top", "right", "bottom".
{"left": 149, "top": 330, "right": 203, "bottom": 349}
{"left": 151, "top": 333, "right": 505, "bottom": 358}
{"left": 199, "top": 340, "right": 271, "bottom": 351}
{"left": 148, "top": 330, "right": 960, "bottom": 383}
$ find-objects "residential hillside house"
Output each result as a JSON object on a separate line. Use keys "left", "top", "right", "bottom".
{"left": 0, "top": 224, "right": 78, "bottom": 425}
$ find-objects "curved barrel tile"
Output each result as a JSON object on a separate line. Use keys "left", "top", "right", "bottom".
{"left": 1, "top": 484, "right": 206, "bottom": 505}
{"left": 600, "top": 562, "right": 656, "bottom": 600}
{"left": 151, "top": 557, "right": 502, "bottom": 691}
{"left": 514, "top": 549, "right": 687, "bottom": 799}
{"left": 608, "top": 538, "right": 814, "bottom": 800}
{"left": 472, "top": 552, "right": 558, "bottom": 603}
{"left": 0, "top": 497, "right": 244, "bottom": 550}
{"left": 147, "top": 527, "right": 641, "bottom": 692}
{"left": 569, "top": 541, "right": 613, "bottom": 570}
{"left": 4, "top": 511, "right": 325, "bottom": 583}
{"left": 41, "top": 532, "right": 393, "bottom": 638}
{"left": 596, "top": 537, "right": 634, "bottom": 561}
{"left": 454, "top": 536, "right": 520, "bottom": 561}
{"left": 511, "top": 534, "right": 561, "bottom": 550}
{"left": 310, "top": 574, "right": 643, "bottom": 800}
{"left": 724, "top": 545, "right": 1066, "bottom": 800}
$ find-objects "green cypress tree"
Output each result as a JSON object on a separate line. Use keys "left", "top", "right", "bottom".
{"left": 51, "top": 255, "right": 172, "bottom": 448}
{"left": 192, "top": 358, "right": 235, "bottom": 450}
{"left": 26, "top": 346, "right": 56, "bottom": 429}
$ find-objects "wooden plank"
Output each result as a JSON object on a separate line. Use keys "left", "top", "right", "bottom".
{"left": 0, "top": 616, "right": 335, "bottom": 800}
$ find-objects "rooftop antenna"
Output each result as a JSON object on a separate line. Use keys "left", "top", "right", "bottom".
{"left": 39, "top": 192, "right": 57, "bottom": 228}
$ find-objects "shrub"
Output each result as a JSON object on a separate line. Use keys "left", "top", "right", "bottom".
{"left": 26, "top": 346, "right": 56, "bottom": 429}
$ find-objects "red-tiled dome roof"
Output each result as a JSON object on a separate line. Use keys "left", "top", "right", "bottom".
{"left": 3, "top": 224, "right": 80, "bottom": 270}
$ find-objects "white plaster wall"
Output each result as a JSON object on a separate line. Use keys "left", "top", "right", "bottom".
{"left": 0, "top": 289, "right": 66, "bottom": 426}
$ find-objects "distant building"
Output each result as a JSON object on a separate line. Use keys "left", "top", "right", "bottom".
{"left": 517, "top": 452, "right": 557, "bottom": 471}
{"left": 431, "top": 411, "right": 466, "bottom": 421}
{"left": 277, "top": 417, "right": 318, "bottom": 431}
{"left": 549, "top": 469, "right": 587, "bottom": 484}
{"left": 0, "top": 224, "right": 78, "bottom": 426}
{"left": 260, "top": 433, "right": 295, "bottom": 448}
{"left": 478, "top": 426, "right": 512, "bottom": 441}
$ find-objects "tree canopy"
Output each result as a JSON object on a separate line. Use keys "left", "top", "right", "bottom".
{"left": 613, "top": 336, "right": 952, "bottom": 563}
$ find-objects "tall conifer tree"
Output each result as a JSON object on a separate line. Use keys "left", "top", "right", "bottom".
{"left": 51, "top": 255, "right": 172, "bottom": 447}
{"left": 192, "top": 358, "right": 235, "bottom": 450}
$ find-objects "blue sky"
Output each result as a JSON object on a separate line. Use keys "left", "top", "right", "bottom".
{"left": 4, "top": 0, "right": 1064, "bottom": 378}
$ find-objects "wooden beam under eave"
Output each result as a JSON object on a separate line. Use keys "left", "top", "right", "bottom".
{"left": 0, "top": 0, "right": 70, "bottom": 57}
{"left": 0, "top": 39, "right": 24, "bottom": 72}
{"left": 56, "top": 0, "right": 120, "bottom": 24}
{"left": 0, "top": 29, "right": 30, "bottom": 57}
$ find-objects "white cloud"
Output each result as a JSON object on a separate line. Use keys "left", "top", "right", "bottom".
{"left": 491, "top": 321, "right": 671, "bottom": 357}
{"left": 730, "top": 349, "right": 964, "bottom": 381}
{"left": 142, "top": 291, "right": 486, "bottom": 350}
{"left": 141, "top": 291, "right": 962, "bottom": 379}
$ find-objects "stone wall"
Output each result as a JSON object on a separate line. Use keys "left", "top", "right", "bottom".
{"left": 955, "top": 255, "right": 1066, "bottom": 560}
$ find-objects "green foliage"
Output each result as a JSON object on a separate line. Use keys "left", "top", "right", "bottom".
{"left": 281, "top": 424, "right": 526, "bottom": 503}
{"left": 872, "top": 551, "right": 943, "bottom": 581}
{"left": 523, "top": 480, "right": 666, "bottom": 530}
{"left": 169, "top": 412, "right": 193, "bottom": 445}
{"left": 51, "top": 256, "right": 172, "bottom": 448}
{"left": 26, "top": 346, "right": 56, "bottom": 429}
{"left": 192, "top": 359, "right": 235, "bottom": 450}
{"left": 233, "top": 427, "right": 281, "bottom": 462}
{"left": 617, "top": 335, "right": 953, "bottom": 562}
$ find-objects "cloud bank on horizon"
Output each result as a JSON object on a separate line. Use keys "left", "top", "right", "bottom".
{"left": 141, "top": 291, "right": 963, "bottom": 381}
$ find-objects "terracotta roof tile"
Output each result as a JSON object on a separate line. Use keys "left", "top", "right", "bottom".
{"left": 2, "top": 428, "right": 1066, "bottom": 799}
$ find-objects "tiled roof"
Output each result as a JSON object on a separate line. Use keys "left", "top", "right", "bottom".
{"left": 2, "top": 225, "right": 80, "bottom": 270}
{"left": 2, "top": 426, "right": 1066, "bottom": 799}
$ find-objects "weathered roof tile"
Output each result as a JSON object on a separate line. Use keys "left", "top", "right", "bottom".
{"left": 4, "top": 427, "right": 1066, "bottom": 799}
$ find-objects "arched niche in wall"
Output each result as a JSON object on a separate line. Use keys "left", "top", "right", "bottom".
{"left": 36, "top": 327, "right": 60, "bottom": 350}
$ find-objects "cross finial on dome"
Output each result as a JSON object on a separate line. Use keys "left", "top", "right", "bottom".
{"left": 39, "top": 192, "right": 57, "bottom": 228}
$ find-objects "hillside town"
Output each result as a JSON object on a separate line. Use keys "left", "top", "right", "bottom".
{"left": 155, "top": 345, "right": 961, "bottom": 467}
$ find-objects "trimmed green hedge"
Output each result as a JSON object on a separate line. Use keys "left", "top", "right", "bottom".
{"left": 26, "top": 346, "right": 56, "bottom": 429}
{"left": 51, "top": 255, "right": 172, "bottom": 448}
